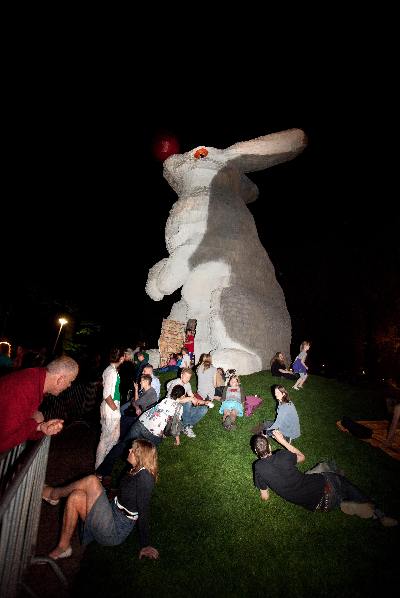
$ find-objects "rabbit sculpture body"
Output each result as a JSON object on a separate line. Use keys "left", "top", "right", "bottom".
{"left": 146, "top": 129, "right": 307, "bottom": 374}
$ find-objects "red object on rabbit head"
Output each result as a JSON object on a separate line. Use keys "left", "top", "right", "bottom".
{"left": 152, "top": 134, "right": 180, "bottom": 161}
{"left": 194, "top": 147, "right": 208, "bottom": 159}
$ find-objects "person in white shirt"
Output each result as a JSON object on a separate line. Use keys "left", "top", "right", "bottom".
{"left": 96, "top": 385, "right": 189, "bottom": 478}
{"left": 95, "top": 348, "right": 125, "bottom": 469}
{"left": 166, "top": 369, "right": 213, "bottom": 439}
{"left": 180, "top": 348, "right": 191, "bottom": 369}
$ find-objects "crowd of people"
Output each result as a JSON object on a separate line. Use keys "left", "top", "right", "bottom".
{"left": 0, "top": 336, "right": 398, "bottom": 565}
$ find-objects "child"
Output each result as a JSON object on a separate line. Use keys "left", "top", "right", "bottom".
{"left": 292, "top": 341, "right": 311, "bottom": 390}
{"left": 184, "top": 330, "right": 195, "bottom": 363}
{"left": 219, "top": 374, "right": 244, "bottom": 431}
{"left": 156, "top": 354, "right": 179, "bottom": 374}
{"left": 167, "top": 353, "right": 177, "bottom": 367}
{"left": 180, "top": 348, "right": 191, "bottom": 369}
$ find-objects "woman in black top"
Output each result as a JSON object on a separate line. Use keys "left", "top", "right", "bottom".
{"left": 270, "top": 352, "right": 298, "bottom": 381}
{"left": 43, "top": 439, "right": 159, "bottom": 561}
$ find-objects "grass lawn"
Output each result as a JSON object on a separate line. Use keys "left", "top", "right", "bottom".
{"left": 74, "top": 372, "right": 400, "bottom": 597}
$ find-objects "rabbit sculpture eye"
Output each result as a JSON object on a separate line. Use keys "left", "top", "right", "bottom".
{"left": 194, "top": 147, "right": 208, "bottom": 159}
{"left": 146, "top": 129, "right": 307, "bottom": 374}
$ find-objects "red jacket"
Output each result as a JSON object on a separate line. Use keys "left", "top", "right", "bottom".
{"left": 0, "top": 368, "right": 46, "bottom": 453}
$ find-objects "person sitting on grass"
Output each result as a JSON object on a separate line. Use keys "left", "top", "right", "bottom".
{"left": 43, "top": 439, "right": 159, "bottom": 561}
{"left": 213, "top": 367, "right": 226, "bottom": 401}
{"left": 252, "top": 385, "right": 300, "bottom": 444}
{"left": 156, "top": 353, "right": 180, "bottom": 374}
{"left": 270, "top": 352, "right": 298, "bottom": 381}
{"left": 219, "top": 374, "right": 244, "bottom": 431}
{"left": 166, "top": 368, "right": 214, "bottom": 439}
{"left": 251, "top": 434, "right": 398, "bottom": 527}
{"left": 96, "top": 385, "right": 189, "bottom": 481}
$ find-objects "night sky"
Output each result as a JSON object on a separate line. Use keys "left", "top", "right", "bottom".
{"left": 2, "top": 75, "right": 399, "bottom": 378}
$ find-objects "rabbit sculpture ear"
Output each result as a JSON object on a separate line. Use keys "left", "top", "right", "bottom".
{"left": 225, "top": 128, "right": 307, "bottom": 174}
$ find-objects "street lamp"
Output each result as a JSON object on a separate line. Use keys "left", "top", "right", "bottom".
{"left": 53, "top": 317, "right": 68, "bottom": 354}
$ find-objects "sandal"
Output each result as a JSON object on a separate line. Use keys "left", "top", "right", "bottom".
{"left": 42, "top": 485, "right": 59, "bottom": 506}
{"left": 50, "top": 546, "right": 72, "bottom": 560}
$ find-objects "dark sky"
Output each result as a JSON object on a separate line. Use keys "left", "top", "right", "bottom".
{"left": 2, "top": 70, "right": 399, "bottom": 376}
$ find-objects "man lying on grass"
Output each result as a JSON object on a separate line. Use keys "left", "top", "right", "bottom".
{"left": 252, "top": 433, "right": 398, "bottom": 527}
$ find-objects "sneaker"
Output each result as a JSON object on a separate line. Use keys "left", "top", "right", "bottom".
{"left": 292, "top": 386, "right": 300, "bottom": 391}
{"left": 379, "top": 516, "right": 398, "bottom": 527}
{"left": 340, "top": 501, "right": 375, "bottom": 519}
{"left": 183, "top": 426, "right": 196, "bottom": 438}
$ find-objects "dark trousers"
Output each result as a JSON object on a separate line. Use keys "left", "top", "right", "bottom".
{"left": 96, "top": 420, "right": 162, "bottom": 477}
{"left": 322, "top": 472, "right": 371, "bottom": 510}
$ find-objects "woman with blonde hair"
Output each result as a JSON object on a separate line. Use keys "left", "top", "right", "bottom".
{"left": 196, "top": 353, "right": 218, "bottom": 402}
{"left": 43, "top": 439, "right": 159, "bottom": 561}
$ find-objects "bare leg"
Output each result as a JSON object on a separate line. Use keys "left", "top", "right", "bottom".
{"left": 296, "top": 374, "right": 308, "bottom": 389}
{"left": 230, "top": 409, "right": 237, "bottom": 424}
{"left": 49, "top": 490, "right": 86, "bottom": 557}
{"left": 292, "top": 377, "right": 301, "bottom": 390}
{"left": 47, "top": 476, "right": 103, "bottom": 558}
{"left": 43, "top": 475, "right": 103, "bottom": 514}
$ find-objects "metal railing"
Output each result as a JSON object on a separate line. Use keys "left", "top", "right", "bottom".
{"left": 0, "top": 438, "right": 68, "bottom": 598}
{"left": 39, "top": 381, "right": 100, "bottom": 425}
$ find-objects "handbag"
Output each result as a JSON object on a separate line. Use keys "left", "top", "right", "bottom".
{"left": 244, "top": 395, "right": 263, "bottom": 416}
{"left": 164, "top": 403, "right": 183, "bottom": 437}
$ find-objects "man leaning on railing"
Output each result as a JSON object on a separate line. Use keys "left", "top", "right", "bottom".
{"left": 0, "top": 356, "right": 79, "bottom": 454}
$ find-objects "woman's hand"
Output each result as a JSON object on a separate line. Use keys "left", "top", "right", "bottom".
{"left": 139, "top": 546, "right": 159, "bottom": 559}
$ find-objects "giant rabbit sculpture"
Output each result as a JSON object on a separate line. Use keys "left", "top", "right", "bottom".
{"left": 146, "top": 129, "right": 307, "bottom": 374}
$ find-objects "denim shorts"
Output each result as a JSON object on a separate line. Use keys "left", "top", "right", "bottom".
{"left": 81, "top": 489, "right": 135, "bottom": 546}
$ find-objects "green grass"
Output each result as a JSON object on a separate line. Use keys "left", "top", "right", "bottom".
{"left": 74, "top": 372, "right": 400, "bottom": 597}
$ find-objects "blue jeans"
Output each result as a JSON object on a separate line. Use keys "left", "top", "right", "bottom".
{"left": 322, "top": 472, "right": 371, "bottom": 510}
{"left": 96, "top": 420, "right": 162, "bottom": 477}
{"left": 182, "top": 402, "right": 208, "bottom": 427}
